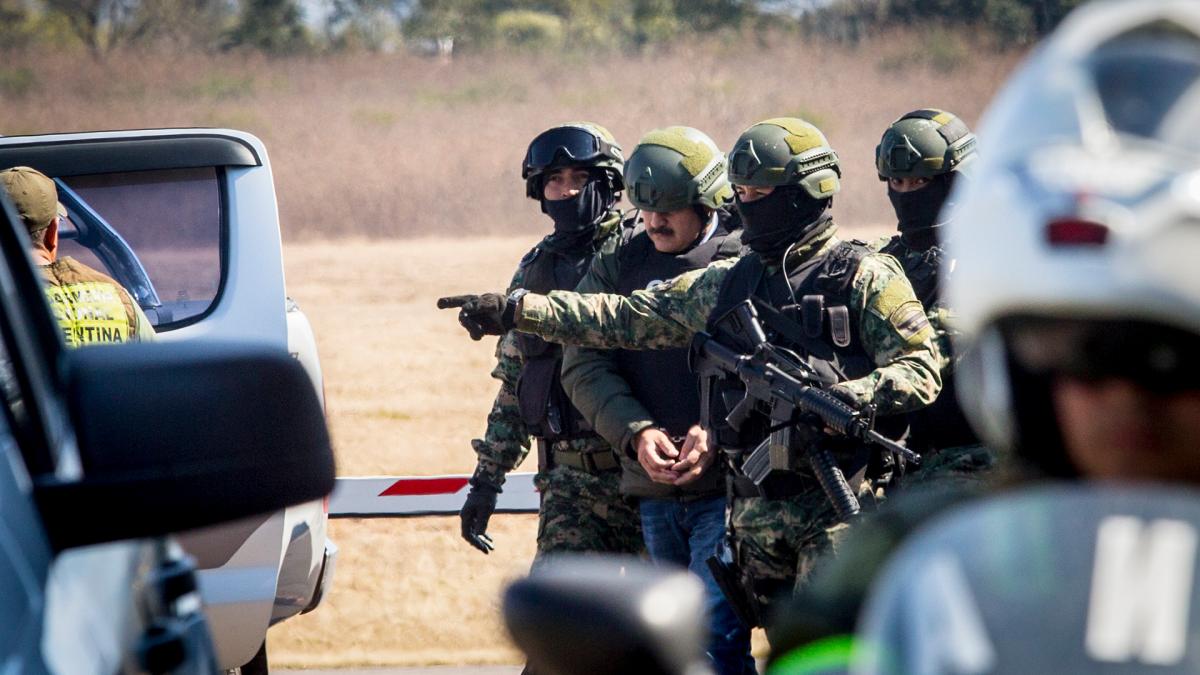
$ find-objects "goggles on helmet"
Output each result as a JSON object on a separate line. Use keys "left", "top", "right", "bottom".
{"left": 523, "top": 126, "right": 621, "bottom": 178}
{"left": 1005, "top": 318, "right": 1200, "bottom": 394}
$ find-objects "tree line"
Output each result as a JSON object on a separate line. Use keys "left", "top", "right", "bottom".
{"left": 0, "top": 0, "right": 1088, "bottom": 58}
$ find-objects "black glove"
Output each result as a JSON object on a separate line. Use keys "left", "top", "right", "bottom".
{"left": 460, "top": 481, "right": 499, "bottom": 554}
{"left": 437, "top": 293, "right": 515, "bottom": 341}
{"left": 827, "top": 384, "right": 861, "bottom": 408}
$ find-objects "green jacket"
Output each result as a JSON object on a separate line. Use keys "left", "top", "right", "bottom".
{"left": 562, "top": 220, "right": 739, "bottom": 500}
{"left": 518, "top": 224, "right": 942, "bottom": 416}
{"left": 472, "top": 213, "right": 622, "bottom": 486}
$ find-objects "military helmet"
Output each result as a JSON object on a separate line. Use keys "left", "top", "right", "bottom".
{"left": 726, "top": 117, "right": 841, "bottom": 199}
{"left": 624, "top": 126, "right": 733, "bottom": 213}
{"left": 876, "top": 109, "right": 978, "bottom": 180}
{"left": 523, "top": 122, "right": 625, "bottom": 200}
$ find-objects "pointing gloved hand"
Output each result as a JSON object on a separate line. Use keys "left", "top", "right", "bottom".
{"left": 460, "top": 480, "right": 500, "bottom": 554}
{"left": 437, "top": 293, "right": 516, "bottom": 341}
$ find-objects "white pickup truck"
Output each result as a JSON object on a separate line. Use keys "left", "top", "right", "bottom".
{"left": 0, "top": 129, "right": 334, "bottom": 674}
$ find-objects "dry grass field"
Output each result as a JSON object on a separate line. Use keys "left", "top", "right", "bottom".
{"left": 268, "top": 237, "right": 535, "bottom": 667}
{"left": 0, "top": 32, "right": 1021, "bottom": 241}
{"left": 0, "top": 34, "right": 1023, "bottom": 666}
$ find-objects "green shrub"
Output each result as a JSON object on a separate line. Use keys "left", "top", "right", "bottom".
{"left": 180, "top": 74, "right": 257, "bottom": 101}
{"left": 985, "top": 0, "right": 1037, "bottom": 45}
{"left": 0, "top": 67, "right": 35, "bottom": 98}
{"left": 493, "top": 10, "right": 565, "bottom": 51}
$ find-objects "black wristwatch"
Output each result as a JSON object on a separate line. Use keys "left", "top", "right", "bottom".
{"left": 503, "top": 288, "right": 529, "bottom": 328}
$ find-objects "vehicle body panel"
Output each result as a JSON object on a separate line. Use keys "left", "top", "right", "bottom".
{"left": 0, "top": 128, "right": 334, "bottom": 669}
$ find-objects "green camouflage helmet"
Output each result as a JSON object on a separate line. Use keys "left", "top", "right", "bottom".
{"left": 624, "top": 126, "right": 734, "bottom": 212}
{"left": 726, "top": 117, "right": 841, "bottom": 199}
{"left": 523, "top": 122, "right": 625, "bottom": 200}
{"left": 876, "top": 109, "right": 977, "bottom": 180}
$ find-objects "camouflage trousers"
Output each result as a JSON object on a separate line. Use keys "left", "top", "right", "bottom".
{"left": 903, "top": 444, "right": 997, "bottom": 489}
{"left": 530, "top": 464, "right": 644, "bottom": 572}
{"left": 730, "top": 480, "right": 882, "bottom": 622}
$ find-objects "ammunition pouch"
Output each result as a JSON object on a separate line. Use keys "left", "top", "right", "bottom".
{"left": 517, "top": 353, "right": 592, "bottom": 442}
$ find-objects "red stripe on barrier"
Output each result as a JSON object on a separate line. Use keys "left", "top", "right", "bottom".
{"left": 380, "top": 477, "right": 470, "bottom": 496}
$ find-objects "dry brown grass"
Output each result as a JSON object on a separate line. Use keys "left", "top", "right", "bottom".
{"left": 268, "top": 236, "right": 537, "bottom": 667}
{"left": 0, "top": 37, "right": 1023, "bottom": 665}
{"left": 0, "top": 33, "right": 1022, "bottom": 241}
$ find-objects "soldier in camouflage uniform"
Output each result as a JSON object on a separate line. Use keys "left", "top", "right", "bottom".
{"left": 871, "top": 109, "right": 994, "bottom": 485}
{"left": 439, "top": 123, "right": 642, "bottom": 569}
{"left": 449, "top": 118, "right": 941, "bottom": 625}
{"left": 1, "top": 166, "right": 154, "bottom": 346}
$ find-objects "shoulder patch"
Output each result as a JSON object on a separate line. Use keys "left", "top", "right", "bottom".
{"left": 874, "top": 275, "right": 920, "bottom": 318}
{"left": 890, "top": 302, "right": 934, "bottom": 346}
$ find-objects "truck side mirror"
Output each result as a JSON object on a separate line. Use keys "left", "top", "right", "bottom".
{"left": 35, "top": 342, "right": 335, "bottom": 551}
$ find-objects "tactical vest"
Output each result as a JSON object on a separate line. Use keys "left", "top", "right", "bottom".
{"left": 612, "top": 213, "right": 743, "bottom": 500}
{"left": 514, "top": 238, "right": 601, "bottom": 441}
{"left": 41, "top": 257, "right": 140, "bottom": 347}
{"left": 704, "top": 238, "right": 879, "bottom": 495}
{"left": 879, "top": 237, "right": 979, "bottom": 451}
{"left": 614, "top": 212, "right": 743, "bottom": 437}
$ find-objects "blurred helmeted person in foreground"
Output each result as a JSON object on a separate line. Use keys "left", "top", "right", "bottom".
{"left": 0, "top": 166, "right": 153, "bottom": 345}
{"left": 560, "top": 127, "right": 754, "bottom": 674}
{"left": 438, "top": 123, "right": 643, "bottom": 568}
{"left": 871, "top": 109, "right": 994, "bottom": 485}
{"left": 765, "top": 2, "right": 1200, "bottom": 672}
{"left": 445, "top": 117, "right": 942, "bottom": 626}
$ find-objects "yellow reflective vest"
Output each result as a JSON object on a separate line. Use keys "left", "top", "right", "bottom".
{"left": 40, "top": 257, "right": 154, "bottom": 346}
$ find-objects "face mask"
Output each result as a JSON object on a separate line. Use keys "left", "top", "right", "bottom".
{"left": 542, "top": 178, "right": 612, "bottom": 235}
{"left": 888, "top": 173, "right": 955, "bottom": 247}
{"left": 735, "top": 184, "right": 831, "bottom": 261}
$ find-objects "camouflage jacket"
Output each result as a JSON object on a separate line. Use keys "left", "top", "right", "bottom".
{"left": 518, "top": 224, "right": 941, "bottom": 415}
{"left": 472, "top": 213, "right": 622, "bottom": 486}
{"left": 871, "top": 234, "right": 955, "bottom": 372}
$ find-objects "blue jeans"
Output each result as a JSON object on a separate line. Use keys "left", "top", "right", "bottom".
{"left": 640, "top": 495, "right": 756, "bottom": 675}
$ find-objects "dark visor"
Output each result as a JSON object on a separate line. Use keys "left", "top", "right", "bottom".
{"left": 1004, "top": 318, "right": 1200, "bottom": 393}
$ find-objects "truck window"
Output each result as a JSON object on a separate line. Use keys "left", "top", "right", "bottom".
{"left": 58, "top": 168, "right": 223, "bottom": 329}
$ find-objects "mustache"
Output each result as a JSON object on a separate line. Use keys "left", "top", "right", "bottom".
{"left": 647, "top": 226, "right": 675, "bottom": 236}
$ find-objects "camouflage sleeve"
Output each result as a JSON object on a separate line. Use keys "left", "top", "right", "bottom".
{"left": 516, "top": 258, "right": 736, "bottom": 350}
{"left": 560, "top": 248, "right": 655, "bottom": 456}
{"left": 836, "top": 252, "right": 942, "bottom": 414}
{"left": 471, "top": 265, "right": 533, "bottom": 486}
{"left": 927, "top": 306, "right": 956, "bottom": 372}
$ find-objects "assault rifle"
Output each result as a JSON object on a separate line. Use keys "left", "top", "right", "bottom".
{"left": 692, "top": 300, "right": 918, "bottom": 520}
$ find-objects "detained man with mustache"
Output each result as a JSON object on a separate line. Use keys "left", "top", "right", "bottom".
{"left": 558, "top": 126, "right": 754, "bottom": 675}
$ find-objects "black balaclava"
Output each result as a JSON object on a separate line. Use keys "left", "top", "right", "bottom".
{"left": 888, "top": 172, "right": 956, "bottom": 249}
{"left": 735, "top": 184, "right": 832, "bottom": 262}
{"left": 541, "top": 172, "right": 615, "bottom": 251}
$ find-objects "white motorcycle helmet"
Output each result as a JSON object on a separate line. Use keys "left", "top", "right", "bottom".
{"left": 944, "top": 0, "right": 1200, "bottom": 473}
